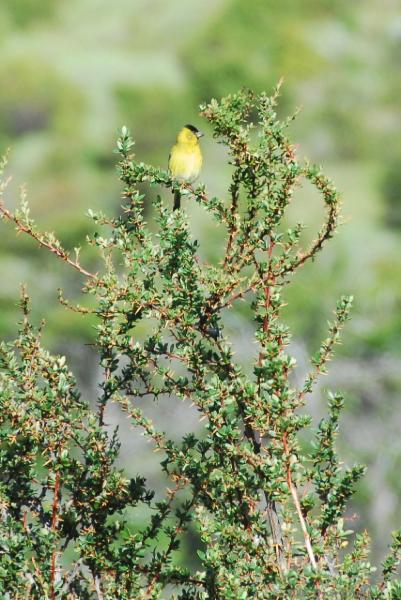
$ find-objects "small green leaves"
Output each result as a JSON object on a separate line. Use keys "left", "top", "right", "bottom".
{"left": 116, "top": 125, "right": 135, "bottom": 157}
{"left": 0, "top": 84, "right": 398, "bottom": 598}
{"left": 301, "top": 297, "right": 353, "bottom": 401}
{"left": 382, "top": 529, "right": 401, "bottom": 583}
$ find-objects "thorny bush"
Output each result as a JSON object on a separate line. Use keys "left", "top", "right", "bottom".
{"left": 0, "top": 84, "right": 400, "bottom": 599}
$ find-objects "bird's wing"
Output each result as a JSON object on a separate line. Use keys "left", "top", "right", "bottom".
{"left": 168, "top": 143, "right": 178, "bottom": 173}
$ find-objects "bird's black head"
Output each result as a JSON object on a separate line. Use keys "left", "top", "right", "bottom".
{"left": 184, "top": 124, "right": 204, "bottom": 138}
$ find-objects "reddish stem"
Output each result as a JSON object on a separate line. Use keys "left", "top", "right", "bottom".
{"left": 50, "top": 470, "right": 61, "bottom": 600}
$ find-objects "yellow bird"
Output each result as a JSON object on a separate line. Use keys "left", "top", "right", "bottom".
{"left": 168, "top": 124, "right": 203, "bottom": 210}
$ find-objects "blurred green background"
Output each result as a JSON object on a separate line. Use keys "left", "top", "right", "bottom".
{"left": 1, "top": 0, "right": 401, "bottom": 565}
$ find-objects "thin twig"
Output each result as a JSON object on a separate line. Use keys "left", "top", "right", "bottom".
{"left": 94, "top": 575, "right": 104, "bottom": 600}
{"left": 0, "top": 201, "right": 96, "bottom": 279}
{"left": 256, "top": 239, "right": 286, "bottom": 575}
{"left": 223, "top": 167, "right": 241, "bottom": 268}
{"left": 60, "top": 559, "right": 85, "bottom": 594}
{"left": 283, "top": 434, "right": 317, "bottom": 571}
{"left": 51, "top": 470, "right": 61, "bottom": 531}
{"left": 50, "top": 469, "right": 61, "bottom": 600}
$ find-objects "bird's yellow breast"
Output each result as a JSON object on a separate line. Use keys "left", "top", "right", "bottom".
{"left": 169, "top": 142, "right": 202, "bottom": 184}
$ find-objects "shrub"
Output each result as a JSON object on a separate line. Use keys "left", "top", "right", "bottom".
{"left": 0, "top": 85, "right": 399, "bottom": 599}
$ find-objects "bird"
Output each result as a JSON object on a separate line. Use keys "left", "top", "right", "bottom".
{"left": 168, "top": 124, "right": 203, "bottom": 210}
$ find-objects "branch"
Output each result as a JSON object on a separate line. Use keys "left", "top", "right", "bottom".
{"left": 0, "top": 200, "right": 96, "bottom": 279}
{"left": 283, "top": 434, "right": 320, "bottom": 582}
{"left": 94, "top": 575, "right": 104, "bottom": 600}
{"left": 297, "top": 296, "right": 353, "bottom": 405}
{"left": 60, "top": 559, "right": 85, "bottom": 595}
{"left": 50, "top": 469, "right": 61, "bottom": 600}
{"left": 280, "top": 165, "right": 341, "bottom": 276}
{"left": 223, "top": 168, "right": 241, "bottom": 267}
{"left": 254, "top": 239, "right": 286, "bottom": 574}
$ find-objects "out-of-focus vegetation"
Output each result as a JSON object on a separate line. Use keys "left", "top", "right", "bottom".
{"left": 1, "top": 0, "right": 401, "bottom": 565}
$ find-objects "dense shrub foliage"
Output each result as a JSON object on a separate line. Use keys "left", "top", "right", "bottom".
{"left": 0, "top": 87, "right": 400, "bottom": 599}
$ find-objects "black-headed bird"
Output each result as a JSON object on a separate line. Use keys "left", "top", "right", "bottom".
{"left": 168, "top": 124, "right": 203, "bottom": 210}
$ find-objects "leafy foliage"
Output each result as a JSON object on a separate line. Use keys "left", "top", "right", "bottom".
{"left": 0, "top": 86, "right": 399, "bottom": 598}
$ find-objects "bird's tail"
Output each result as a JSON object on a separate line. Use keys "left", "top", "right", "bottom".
{"left": 173, "top": 190, "right": 181, "bottom": 211}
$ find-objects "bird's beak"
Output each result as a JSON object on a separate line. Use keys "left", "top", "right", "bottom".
{"left": 197, "top": 131, "right": 204, "bottom": 138}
